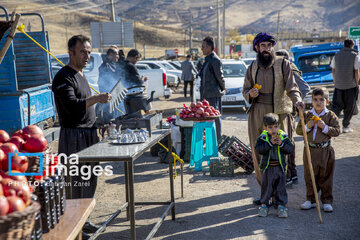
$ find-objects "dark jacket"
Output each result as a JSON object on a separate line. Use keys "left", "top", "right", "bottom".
{"left": 255, "top": 130, "right": 294, "bottom": 173}
{"left": 124, "top": 60, "right": 145, "bottom": 87}
{"left": 200, "top": 52, "right": 225, "bottom": 99}
{"left": 98, "top": 59, "right": 120, "bottom": 93}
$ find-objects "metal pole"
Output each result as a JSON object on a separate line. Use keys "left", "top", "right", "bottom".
{"left": 217, "top": 0, "right": 221, "bottom": 56}
{"left": 277, "top": 10, "right": 280, "bottom": 38}
{"left": 189, "top": 13, "right": 193, "bottom": 52}
{"left": 134, "top": 10, "right": 137, "bottom": 49}
{"left": 143, "top": 43, "right": 146, "bottom": 59}
{"left": 222, "top": 0, "right": 225, "bottom": 58}
{"left": 110, "top": 0, "right": 115, "bottom": 22}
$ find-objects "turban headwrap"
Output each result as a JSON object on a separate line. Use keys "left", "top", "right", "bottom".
{"left": 253, "top": 32, "right": 277, "bottom": 51}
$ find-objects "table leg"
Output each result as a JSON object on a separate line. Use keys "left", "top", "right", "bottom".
{"left": 128, "top": 160, "right": 136, "bottom": 240}
{"left": 124, "top": 161, "right": 130, "bottom": 221}
{"left": 167, "top": 134, "right": 176, "bottom": 220}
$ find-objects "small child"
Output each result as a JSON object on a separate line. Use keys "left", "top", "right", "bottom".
{"left": 296, "top": 87, "right": 340, "bottom": 212}
{"left": 255, "top": 113, "right": 294, "bottom": 218}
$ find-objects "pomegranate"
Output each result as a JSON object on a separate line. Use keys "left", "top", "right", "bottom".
{"left": 196, "top": 107, "right": 204, "bottom": 115}
{"left": 0, "top": 196, "right": 9, "bottom": 216}
{"left": 179, "top": 113, "right": 184, "bottom": 118}
{"left": 12, "top": 130, "right": 23, "bottom": 138}
{"left": 202, "top": 112, "right": 210, "bottom": 117}
{"left": 0, "top": 183, "right": 3, "bottom": 196}
{"left": 24, "top": 135, "right": 47, "bottom": 153}
{"left": 210, "top": 113, "right": 215, "bottom": 116}
{"left": 10, "top": 155, "right": 28, "bottom": 173}
{"left": 2, "top": 178, "right": 31, "bottom": 205}
{"left": 188, "top": 113, "right": 195, "bottom": 118}
{"left": 0, "top": 149, "right": 5, "bottom": 171}
{"left": 0, "top": 130, "right": 10, "bottom": 143}
{"left": 196, "top": 101, "right": 203, "bottom": 108}
{"left": 190, "top": 102, "right": 196, "bottom": 109}
{"left": 22, "top": 125, "right": 44, "bottom": 137}
{"left": 22, "top": 134, "right": 31, "bottom": 141}
{"left": 0, "top": 143, "right": 18, "bottom": 169}
{"left": 7, "top": 195, "right": 26, "bottom": 213}
{"left": 182, "top": 114, "right": 188, "bottom": 118}
{"left": 195, "top": 114, "right": 201, "bottom": 118}
{"left": 202, "top": 99, "right": 210, "bottom": 107}
{"left": 4, "top": 171, "right": 28, "bottom": 185}
{"left": 192, "top": 107, "right": 198, "bottom": 113}
{"left": 7, "top": 136, "right": 25, "bottom": 151}
{"left": 184, "top": 108, "right": 191, "bottom": 115}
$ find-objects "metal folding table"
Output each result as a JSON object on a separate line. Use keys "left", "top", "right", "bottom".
{"left": 76, "top": 129, "right": 175, "bottom": 240}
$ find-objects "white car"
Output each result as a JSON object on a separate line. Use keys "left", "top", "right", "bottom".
{"left": 195, "top": 60, "right": 249, "bottom": 109}
{"left": 138, "top": 60, "right": 181, "bottom": 86}
{"left": 241, "top": 57, "right": 256, "bottom": 68}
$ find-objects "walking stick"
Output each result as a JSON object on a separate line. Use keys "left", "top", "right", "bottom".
{"left": 298, "top": 108, "right": 323, "bottom": 223}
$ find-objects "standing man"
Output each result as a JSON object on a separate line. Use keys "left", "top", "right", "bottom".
{"left": 98, "top": 46, "right": 120, "bottom": 93}
{"left": 330, "top": 39, "right": 359, "bottom": 133}
{"left": 123, "top": 49, "right": 147, "bottom": 87}
{"left": 242, "top": 32, "right": 304, "bottom": 192}
{"left": 181, "top": 54, "right": 198, "bottom": 99}
{"left": 52, "top": 35, "right": 111, "bottom": 239}
{"left": 199, "top": 36, "right": 225, "bottom": 140}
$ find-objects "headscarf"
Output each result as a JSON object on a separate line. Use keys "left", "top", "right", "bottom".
{"left": 253, "top": 32, "right": 277, "bottom": 51}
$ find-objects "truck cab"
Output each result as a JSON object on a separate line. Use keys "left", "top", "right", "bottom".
{"left": 290, "top": 42, "right": 356, "bottom": 105}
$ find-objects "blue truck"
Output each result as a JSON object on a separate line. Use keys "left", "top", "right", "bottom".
{"left": 0, "top": 7, "right": 56, "bottom": 135}
{"left": 291, "top": 41, "right": 358, "bottom": 106}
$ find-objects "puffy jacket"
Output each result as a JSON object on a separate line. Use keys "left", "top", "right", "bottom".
{"left": 200, "top": 52, "right": 225, "bottom": 99}
{"left": 255, "top": 129, "right": 294, "bottom": 172}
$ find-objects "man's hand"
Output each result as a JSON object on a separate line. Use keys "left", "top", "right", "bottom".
{"left": 317, "top": 119, "right": 326, "bottom": 130}
{"left": 249, "top": 88, "right": 259, "bottom": 98}
{"left": 97, "top": 93, "right": 112, "bottom": 104}
{"left": 307, "top": 120, "right": 315, "bottom": 129}
{"left": 141, "top": 75, "right": 148, "bottom": 81}
{"left": 296, "top": 101, "right": 305, "bottom": 112}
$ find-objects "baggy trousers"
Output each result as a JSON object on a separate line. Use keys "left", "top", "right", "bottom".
{"left": 184, "top": 80, "right": 194, "bottom": 98}
{"left": 260, "top": 165, "right": 288, "bottom": 206}
{"left": 58, "top": 127, "right": 99, "bottom": 199}
{"left": 303, "top": 146, "right": 335, "bottom": 204}
{"left": 331, "top": 87, "right": 358, "bottom": 128}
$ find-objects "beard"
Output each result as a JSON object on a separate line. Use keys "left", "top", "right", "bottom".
{"left": 257, "top": 49, "right": 275, "bottom": 68}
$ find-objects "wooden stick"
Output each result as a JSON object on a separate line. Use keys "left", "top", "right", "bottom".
{"left": 298, "top": 109, "right": 323, "bottom": 223}
{"left": 0, "top": 13, "right": 20, "bottom": 64}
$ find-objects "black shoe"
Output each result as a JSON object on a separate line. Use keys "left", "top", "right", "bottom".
{"left": 82, "top": 231, "right": 91, "bottom": 240}
{"left": 292, "top": 176, "right": 298, "bottom": 184}
{"left": 83, "top": 221, "right": 100, "bottom": 233}
{"left": 253, "top": 198, "right": 261, "bottom": 205}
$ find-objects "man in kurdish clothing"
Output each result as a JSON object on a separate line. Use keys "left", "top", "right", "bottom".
{"left": 242, "top": 32, "right": 304, "bottom": 192}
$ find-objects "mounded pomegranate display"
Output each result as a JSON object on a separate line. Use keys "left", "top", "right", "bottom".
{"left": 180, "top": 99, "right": 221, "bottom": 121}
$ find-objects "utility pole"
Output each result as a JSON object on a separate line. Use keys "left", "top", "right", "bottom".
{"left": 134, "top": 10, "right": 136, "bottom": 49}
{"left": 217, "top": 0, "right": 221, "bottom": 56}
{"left": 277, "top": 10, "right": 280, "bottom": 38}
{"left": 189, "top": 13, "right": 193, "bottom": 52}
{"left": 110, "top": 0, "right": 115, "bottom": 22}
{"left": 222, "top": 0, "right": 225, "bottom": 58}
{"left": 184, "top": 29, "right": 187, "bottom": 55}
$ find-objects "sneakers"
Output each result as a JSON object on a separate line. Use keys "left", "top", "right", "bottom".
{"left": 258, "top": 205, "right": 269, "bottom": 217}
{"left": 300, "top": 201, "right": 316, "bottom": 210}
{"left": 343, "top": 127, "right": 353, "bottom": 133}
{"left": 291, "top": 176, "right": 298, "bottom": 184}
{"left": 253, "top": 198, "right": 261, "bottom": 205}
{"left": 323, "top": 204, "right": 333, "bottom": 212}
{"left": 277, "top": 206, "right": 288, "bottom": 218}
{"left": 286, "top": 178, "right": 293, "bottom": 188}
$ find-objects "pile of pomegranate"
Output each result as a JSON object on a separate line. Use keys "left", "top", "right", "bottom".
{"left": 0, "top": 125, "right": 47, "bottom": 215}
{"left": 180, "top": 99, "right": 221, "bottom": 119}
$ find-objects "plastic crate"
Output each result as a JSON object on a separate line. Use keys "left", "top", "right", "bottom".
{"left": 222, "top": 136, "right": 254, "bottom": 174}
{"left": 218, "top": 135, "right": 232, "bottom": 155}
{"left": 210, "top": 157, "right": 235, "bottom": 177}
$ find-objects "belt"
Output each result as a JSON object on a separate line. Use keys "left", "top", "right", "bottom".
{"left": 309, "top": 140, "right": 331, "bottom": 148}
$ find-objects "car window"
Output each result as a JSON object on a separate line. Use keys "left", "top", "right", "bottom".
{"left": 222, "top": 63, "right": 246, "bottom": 78}
{"left": 298, "top": 53, "right": 335, "bottom": 73}
{"left": 243, "top": 59, "right": 254, "bottom": 66}
{"left": 147, "top": 63, "right": 160, "bottom": 69}
{"left": 169, "top": 62, "right": 181, "bottom": 70}
{"left": 136, "top": 65, "right": 148, "bottom": 70}
{"left": 160, "top": 63, "right": 175, "bottom": 70}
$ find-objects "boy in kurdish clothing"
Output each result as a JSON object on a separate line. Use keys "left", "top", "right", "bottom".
{"left": 296, "top": 87, "right": 340, "bottom": 212}
{"left": 255, "top": 113, "right": 294, "bottom": 218}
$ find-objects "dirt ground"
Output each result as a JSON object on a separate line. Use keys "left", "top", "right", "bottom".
{"left": 54, "top": 90, "right": 360, "bottom": 240}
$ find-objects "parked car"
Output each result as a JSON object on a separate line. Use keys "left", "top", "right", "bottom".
{"left": 138, "top": 60, "right": 180, "bottom": 87}
{"left": 241, "top": 57, "right": 256, "bottom": 68}
{"left": 51, "top": 54, "right": 170, "bottom": 99}
{"left": 195, "top": 60, "right": 249, "bottom": 109}
{"left": 168, "top": 61, "right": 182, "bottom": 70}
